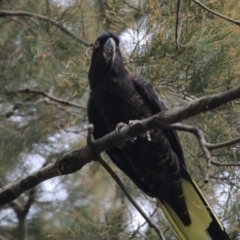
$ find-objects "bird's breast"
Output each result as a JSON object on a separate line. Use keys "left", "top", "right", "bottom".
{"left": 93, "top": 79, "right": 152, "bottom": 132}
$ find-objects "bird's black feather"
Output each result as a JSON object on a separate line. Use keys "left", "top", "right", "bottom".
{"left": 87, "top": 31, "right": 229, "bottom": 240}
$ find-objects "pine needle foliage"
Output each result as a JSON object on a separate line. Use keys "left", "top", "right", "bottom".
{"left": 1, "top": 0, "right": 240, "bottom": 239}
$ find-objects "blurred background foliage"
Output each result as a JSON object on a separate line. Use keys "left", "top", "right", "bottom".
{"left": 0, "top": 0, "right": 240, "bottom": 239}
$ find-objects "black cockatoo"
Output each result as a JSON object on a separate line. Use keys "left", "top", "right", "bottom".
{"left": 87, "top": 31, "right": 229, "bottom": 240}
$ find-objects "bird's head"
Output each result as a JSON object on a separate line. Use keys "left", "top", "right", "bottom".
{"left": 88, "top": 31, "right": 125, "bottom": 87}
{"left": 92, "top": 31, "right": 120, "bottom": 66}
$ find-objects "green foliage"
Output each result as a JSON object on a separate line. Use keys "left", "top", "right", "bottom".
{"left": 1, "top": 0, "right": 240, "bottom": 239}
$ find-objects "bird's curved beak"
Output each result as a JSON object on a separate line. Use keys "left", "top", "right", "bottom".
{"left": 103, "top": 38, "right": 116, "bottom": 64}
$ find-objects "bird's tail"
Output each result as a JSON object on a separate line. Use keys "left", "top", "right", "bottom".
{"left": 157, "top": 177, "right": 230, "bottom": 240}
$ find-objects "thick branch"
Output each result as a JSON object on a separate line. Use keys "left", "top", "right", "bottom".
{"left": 1, "top": 85, "right": 240, "bottom": 206}
{"left": 0, "top": 148, "right": 93, "bottom": 207}
{"left": 17, "top": 88, "right": 86, "bottom": 109}
{"left": 193, "top": 0, "right": 240, "bottom": 26}
{"left": 0, "top": 10, "right": 90, "bottom": 46}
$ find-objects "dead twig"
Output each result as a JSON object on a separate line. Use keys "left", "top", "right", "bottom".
{"left": 193, "top": 0, "right": 240, "bottom": 26}
{"left": 5, "top": 16, "right": 36, "bottom": 35}
{"left": 129, "top": 208, "right": 157, "bottom": 240}
{"left": 45, "top": 0, "right": 52, "bottom": 33}
{"left": 175, "top": 0, "right": 181, "bottom": 49}
{"left": 97, "top": 155, "right": 165, "bottom": 240}
{"left": 17, "top": 88, "right": 86, "bottom": 109}
{"left": 122, "top": 0, "right": 142, "bottom": 12}
{"left": 170, "top": 123, "right": 212, "bottom": 182}
{"left": 206, "top": 137, "right": 240, "bottom": 150}
{"left": 170, "top": 123, "right": 240, "bottom": 182}
{"left": 0, "top": 10, "right": 90, "bottom": 46}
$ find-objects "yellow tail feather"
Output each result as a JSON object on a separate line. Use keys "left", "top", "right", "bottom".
{"left": 158, "top": 179, "right": 226, "bottom": 240}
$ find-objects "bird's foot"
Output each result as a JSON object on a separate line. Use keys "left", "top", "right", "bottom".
{"left": 129, "top": 120, "right": 151, "bottom": 142}
{"left": 115, "top": 122, "right": 128, "bottom": 134}
{"left": 115, "top": 120, "right": 152, "bottom": 146}
{"left": 115, "top": 122, "right": 128, "bottom": 147}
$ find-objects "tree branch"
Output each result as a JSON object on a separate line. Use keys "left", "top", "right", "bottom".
{"left": 206, "top": 137, "right": 240, "bottom": 150}
{"left": 5, "top": 16, "right": 37, "bottom": 35}
{"left": 17, "top": 88, "right": 86, "bottom": 109}
{"left": 8, "top": 189, "right": 35, "bottom": 218}
{"left": 170, "top": 123, "right": 212, "bottom": 182}
{"left": 211, "top": 160, "right": 240, "bottom": 167}
{"left": 171, "top": 124, "right": 240, "bottom": 160}
{"left": 45, "top": 0, "right": 52, "bottom": 33}
{"left": 122, "top": 0, "right": 142, "bottom": 12}
{"left": 170, "top": 123, "right": 240, "bottom": 182}
{"left": 0, "top": 147, "right": 93, "bottom": 207}
{"left": 0, "top": 235, "right": 7, "bottom": 240}
{"left": 129, "top": 208, "right": 157, "bottom": 240}
{"left": 8, "top": 189, "right": 35, "bottom": 240}
{"left": 175, "top": 0, "right": 181, "bottom": 49}
{"left": 97, "top": 155, "right": 165, "bottom": 240}
{"left": 193, "top": 0, "right": 240, "bottom": 26}
{"left": 1, "top": 84, "right": 240, "bottom": 206}
{"left": 0, "top": 10, "right": 90, "bottom": 46}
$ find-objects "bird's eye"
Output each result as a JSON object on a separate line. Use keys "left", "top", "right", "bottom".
{"left": 94, "top": 41, "right": 100, "bottom": 48}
